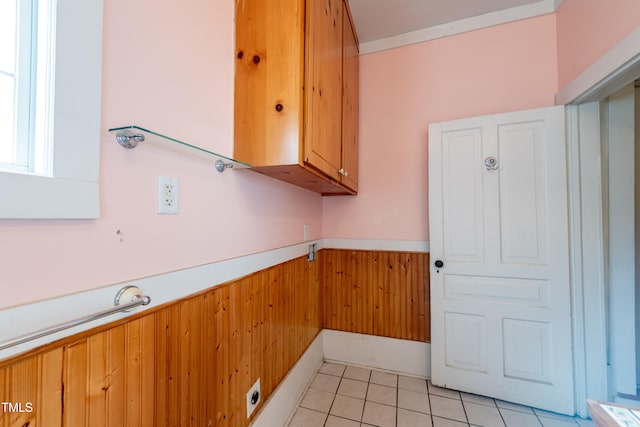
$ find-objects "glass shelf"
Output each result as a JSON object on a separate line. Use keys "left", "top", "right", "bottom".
{"left": 108, "top": 125, "right": 251, "bottom": 172}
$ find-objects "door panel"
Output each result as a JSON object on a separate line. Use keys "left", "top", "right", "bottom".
{"left": 498, "top": 121, "right": 548, "bottom": 265}
{"left": 444, "top": 312, "right": 488, "bottom": 373}
{"left": 442, "top": 128, "right": 485, "bottom": 262}
{"left": 503, "top": 318, "right": 552, "bottom": 383}
{"left": 444, "top": 275, "right": 549, "bottom": 307}
{"left": 428, "top": 106, "right": 574, "bottom": 414}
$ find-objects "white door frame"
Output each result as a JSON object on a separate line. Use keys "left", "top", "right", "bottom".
{"left": 562, "top": 28, "right": 640, "bottom": 417}
{"left": 566, "top": 103, "right": 608, "bottom": 417}
{"left": 603, "top": 84, "right": 637, "bottom": 401}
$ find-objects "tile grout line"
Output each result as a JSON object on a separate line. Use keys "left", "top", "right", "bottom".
{"left": 459, "top": 388, "right": 471, "bottom": 426}
{"left": 426, "top": 380, "right": 435, "bottom": 427}
{"left": 395, "top": 379, "right": 400, "bottom": 427}
{"left": 428, "top": 380, "right": 472, "bottom": 427}
{"left": 360, "top": 372, "right": 369, "bottom": 425}
{"left": 535, "top": 412, "right": 581, "bottom": 427}
{"left": 321, "top": 372, "right": 338, "bottom": 427}
{"left": 326, "top": 366, "right": 344, "bottom": 426}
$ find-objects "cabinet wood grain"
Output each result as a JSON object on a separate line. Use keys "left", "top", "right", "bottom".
{"left": 234, "top": 0, "right": 305, "bottom": 167}
{"left": 234, "top": 0, "right": 359, "bottom": 196}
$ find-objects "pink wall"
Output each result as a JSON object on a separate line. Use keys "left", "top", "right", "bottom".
{"left": 556, "top": 0, "right": 640, "bottom": 89}
{"left": 7, "top": 2, "right": 634, "bottom": 309}
{"left": 0, "top": 0, "right": 322, "bottom": 309}
{"left": 323, "top": 15, "right": 559, "bottom": 241}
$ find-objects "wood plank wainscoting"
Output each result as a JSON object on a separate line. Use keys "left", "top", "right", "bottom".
{"left": 0, "top": 249, "right": 429, "bottom": 426}
{"left": 321, "top": 249, "right": 430, "bottom": 342}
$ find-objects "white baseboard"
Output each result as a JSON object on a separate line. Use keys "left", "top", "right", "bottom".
{"left": 252, "top": 330, "right": 431, "bottom": 426}
{"left": 322, "top": 330, "right": 431, "bottom": 379}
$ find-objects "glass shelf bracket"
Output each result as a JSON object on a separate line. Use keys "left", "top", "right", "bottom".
{"left": 108, "top": 125, "right": 251, "bottom": 172}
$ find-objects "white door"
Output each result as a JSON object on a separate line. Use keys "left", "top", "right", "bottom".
{"left": 428, "top": 106, "right": 575, "bottom": 415}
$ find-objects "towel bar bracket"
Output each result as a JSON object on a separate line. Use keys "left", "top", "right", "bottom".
{"left": 115, "top": 285, "right": 150, "bottom": 310}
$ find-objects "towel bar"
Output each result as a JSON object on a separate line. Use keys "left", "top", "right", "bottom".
{"left": 0, "top": 286, "right": 151, "bottom": 352}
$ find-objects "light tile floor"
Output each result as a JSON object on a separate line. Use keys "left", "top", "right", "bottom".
{"left": 287, "top": 362, "right": 595, "bottom": 427}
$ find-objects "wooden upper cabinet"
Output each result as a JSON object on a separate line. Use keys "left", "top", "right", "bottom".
{"left": 234, "top": 0, "right": 306, "bottom": 168}
{"left": 234, "top": 0, "right": 359, "bottom": 196}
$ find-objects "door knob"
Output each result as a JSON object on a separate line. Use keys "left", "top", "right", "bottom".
{"left": 434, "top": 260, "right": 444, "bottom": 268}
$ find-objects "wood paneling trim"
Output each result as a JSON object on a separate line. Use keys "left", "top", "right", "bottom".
{"left": 321, "top": 249, "right": 430, "bottom": 342}
{"left": 0, "top": 249, "right": 427, "bottom": 426}
{"left": 0, "top": 255, "right": 320, "bottom": 427}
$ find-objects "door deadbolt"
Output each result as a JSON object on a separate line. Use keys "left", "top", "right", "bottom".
{"left": 434, "top": 260, "right": 444, "bottom": 268}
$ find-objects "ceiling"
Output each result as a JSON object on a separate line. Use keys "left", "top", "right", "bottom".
{"left": 348, "top": 0, "right": 563, "bottom": 53}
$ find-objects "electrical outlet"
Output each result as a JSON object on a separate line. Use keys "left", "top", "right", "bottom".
{"left": 158, "top": 176, "right": 179, "bottom": 214}
{"left": 303, "top": 223, "right": 310, "bottom": 241}
{"left": 246, "top": 378, "right": 261, "bottom": 418}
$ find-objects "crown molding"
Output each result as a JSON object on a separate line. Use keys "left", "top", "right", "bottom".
{"left": 359, "top": 0, "right": 558, "bottom": 55}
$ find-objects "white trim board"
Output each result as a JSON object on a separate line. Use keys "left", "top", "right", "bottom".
{"left": 323, "top": 239, "right": 429, "bottom": 253}
{"left": 359, "top": 0, "right": 558, "bottom": 55}
{"left": 566, "top": 103, "right": 609, "bottom": 417}
{"left": 559, "top": 30, "right": 640, "bottom": 410}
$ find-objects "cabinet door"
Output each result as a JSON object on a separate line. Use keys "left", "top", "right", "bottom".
{"left": 340, "top": 3, "right": 358, "bottom": 192}
{"left": 305, "top": 0, "right": 343, "bottom": 179}
{"left": 234, "top": 0, "right": 306, "bottom": 167}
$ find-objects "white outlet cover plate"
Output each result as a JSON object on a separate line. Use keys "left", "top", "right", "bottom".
{"left": 158, "top": 176, "right": 179, "bottom": 214}
{"left": 246, "top": 377, "right": 261, "bottom": 418}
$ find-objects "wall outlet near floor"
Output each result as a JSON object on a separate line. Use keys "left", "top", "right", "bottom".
{"left": 158, "top": 176, "right": 179, "bottom": 214}
{"left": 246, "top": 378, "right": 261, "bottom": 418}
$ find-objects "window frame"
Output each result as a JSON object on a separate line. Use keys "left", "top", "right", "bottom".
{"left": 0, "top": 0, "right": 34, "bottom": 173}
{"left": 0, "top": 0, "right": 103, "bottom": 219}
